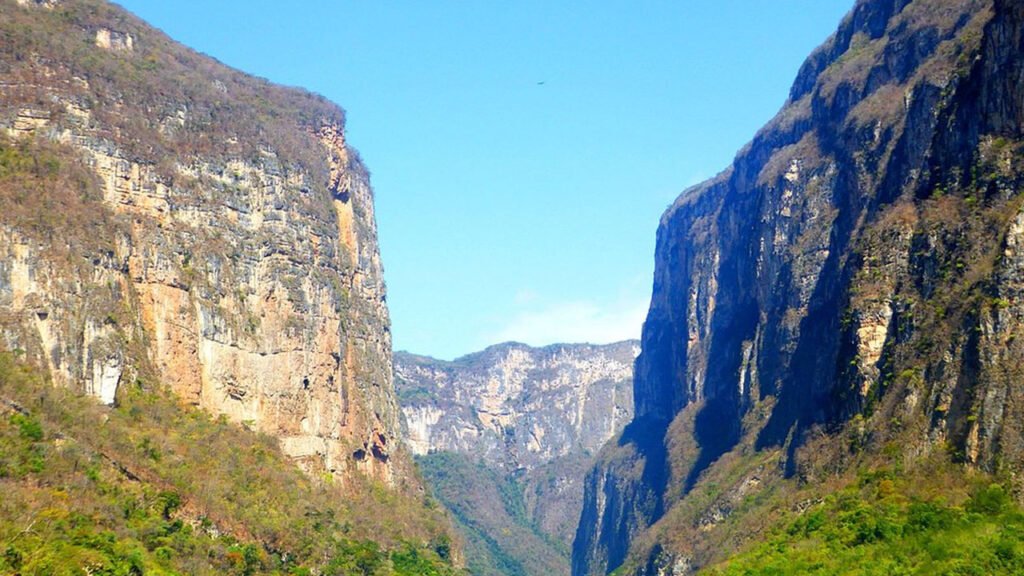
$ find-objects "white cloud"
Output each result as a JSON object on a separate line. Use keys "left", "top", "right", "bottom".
{"left": 484, "top": 293, "right": 649, "bottom": 348}
{"left": 512, "top": 288, "right": 540, "bottom": 306}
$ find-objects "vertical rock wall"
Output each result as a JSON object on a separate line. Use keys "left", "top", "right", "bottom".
{"left": 574, "top": 0, "right": 1024, "bottom": 573}
{"left": 0, "top": 0, "right": 402, "bottom": 483}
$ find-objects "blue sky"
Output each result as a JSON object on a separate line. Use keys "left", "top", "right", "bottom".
{"left": 117, "top": 1, "right": 853, "bottom": 360}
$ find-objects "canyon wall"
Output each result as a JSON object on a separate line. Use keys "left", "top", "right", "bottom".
{"left": 574, "top": 0, "right": 1024, "bottom": 573}
{"left": 0, "top": 0, "right": 403, "bottom": 483}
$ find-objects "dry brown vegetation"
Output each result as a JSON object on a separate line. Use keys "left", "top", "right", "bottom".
{"left": 0, "top": 353, "right": 460, "bottom": 575}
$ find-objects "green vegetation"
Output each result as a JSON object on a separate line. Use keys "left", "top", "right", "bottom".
{"left": 418, "top": 452, "right": 567, "bottom": 576}
{"left": 0, "top": 353, "right": 460, "bottom": 575}
{"left": 394, "top": 380, "right": 436, "bottom": 406}
{"left": 708, "top": 468, "right": 1024, "bottom": 575}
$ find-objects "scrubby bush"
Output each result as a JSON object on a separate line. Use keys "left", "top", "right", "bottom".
{"left": 0, "top": 353, "right": 461, "bottom": 575}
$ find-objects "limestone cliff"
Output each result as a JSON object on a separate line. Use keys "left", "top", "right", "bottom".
{"left": 395, "top": 341, "right": 637, "bottom": 575}
{"left": 575, "top": 0, "right": 1024, "bottom": 574}
{"left": 0, "top": 0, "right": 402, "bottom": 483}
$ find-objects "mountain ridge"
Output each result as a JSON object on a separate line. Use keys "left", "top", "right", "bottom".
{"left": 395, "top": 340, "right": 638, "bottom": 576}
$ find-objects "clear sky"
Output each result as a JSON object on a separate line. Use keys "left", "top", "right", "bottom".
{"left": 116, "top": 1, "right": 853, "bottom": 360}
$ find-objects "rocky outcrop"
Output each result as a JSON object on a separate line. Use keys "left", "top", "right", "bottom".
{"left": 0, "top": 0, "right": 402, "bottom": 484}
{"left": 395, "top": 341, "right": 637, "bottom": 573}
{"left": 575, "top": 0, "right": 1024, "bottom": 574}
{"left": 397, "top": 341, "right": 636, "bottom": 470}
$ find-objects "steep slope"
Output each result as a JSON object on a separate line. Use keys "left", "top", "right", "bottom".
{"left": 0, "top": 352, "right": 458, "bottom": 575}
{"left": 395, "top": 341, "right": 638, "bottom": 575}
{"left": 706, "top": 467, "right": 1024, "bottom": 575}
{"left": 417, "top": 451, "right": 566, "bottom": 576}
{"left": 574, "top": 0, "right": 1024, "bottom": 574}
{"left": 0, "top": 0, "right": 400, "bottom": 483}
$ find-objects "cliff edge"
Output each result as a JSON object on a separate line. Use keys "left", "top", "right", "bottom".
{"left": 575, "top": 0, "right": 1024, "bottom": 573}
{"left": 0, "top": 0, "right": 402, "bottom": 484}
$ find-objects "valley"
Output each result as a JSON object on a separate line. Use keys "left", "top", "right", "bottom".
{"left": 395, "top": 341, "right": 637, "bottom": 575}
{"left": 3, "top": 0, "right": 1024, "bottom": 574}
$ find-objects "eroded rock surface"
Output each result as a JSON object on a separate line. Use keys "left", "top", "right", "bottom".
{"left": 575, "top": 0, "right": 1024, "bottom": 574}
{"left": 396, "top": 341, "right": 637, "bottom": 573}
{"left": 0, "top": 0, "right": 402, "bottom": 484}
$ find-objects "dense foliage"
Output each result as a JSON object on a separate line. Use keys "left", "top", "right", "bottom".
{"left": 707, "top": 467, "right": 1024, "bottom": 575}
{"left": 0, "top": 353, "right": 459, "bottom": 575}
{"left": 418, "top": 452, "right": 567, "bottom": 576}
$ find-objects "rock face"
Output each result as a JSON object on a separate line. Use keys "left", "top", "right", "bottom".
{"left": 574, "top": 0, "right": 1024, "bottom": 574}
{"left": 395, "top": 341, "right": 637, "bottom": 574}
{"left": 397, "top": 341, "right": 637, "bottom": 471}
{"left": 0, "top": 0, "right": 401, "bottom": 483}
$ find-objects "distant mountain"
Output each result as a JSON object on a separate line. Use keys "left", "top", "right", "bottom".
{"left": 395, "top": 341, "right": 638, "bottom": 575}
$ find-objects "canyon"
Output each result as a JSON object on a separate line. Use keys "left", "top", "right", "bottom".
{"left": 395, "top": 341, "right": 637, "bottom": 575}
{"left": 4, "top": 0, "right": 1024, "bottom": 574}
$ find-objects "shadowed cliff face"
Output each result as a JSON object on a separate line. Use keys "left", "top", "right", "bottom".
{"left": 575, "top": 0, "right": 1024, "bottom": 574}
{"left": 0, "top": 0, "right": 403, "bottom": 484}
{"left": 395, "top": 341, "right": 637, "bottom": 575}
